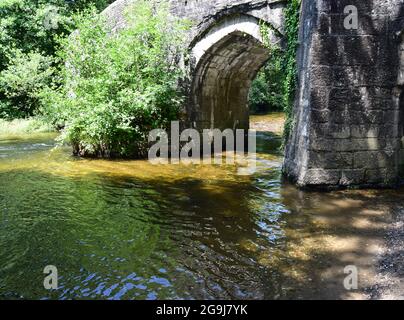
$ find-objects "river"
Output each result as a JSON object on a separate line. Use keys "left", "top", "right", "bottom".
{"left": 0, "top": 114, "right": 402, "bottom": 300}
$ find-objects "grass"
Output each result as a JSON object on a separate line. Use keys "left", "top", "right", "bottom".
{"left": 0, "top": 118, "right": 54, "bottom": 136}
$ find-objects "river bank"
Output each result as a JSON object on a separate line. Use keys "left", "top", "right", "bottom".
{"left": 250, "top": 113, "right": 285, "bottom": 135}
{"left": 368, "top": 205, "right": 404, "bottom": 299}
{"left": 0, "top": 118, "right": 54, "bottom": 137}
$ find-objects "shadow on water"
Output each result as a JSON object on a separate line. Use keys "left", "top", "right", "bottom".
{"left": 0, "top": 130, "right": 402, "bottom": 300}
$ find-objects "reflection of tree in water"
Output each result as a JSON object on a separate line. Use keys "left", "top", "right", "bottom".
{"left": 0, "top": 155, "right": 293, "bottom": 300}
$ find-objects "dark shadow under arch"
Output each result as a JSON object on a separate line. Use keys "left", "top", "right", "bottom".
{"left": 190, "top": 31, "right": 271, "bottom": 131}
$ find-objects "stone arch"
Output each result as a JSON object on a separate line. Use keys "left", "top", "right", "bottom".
{"left": 188, "top": 14, "right": 282, "bottom": 131}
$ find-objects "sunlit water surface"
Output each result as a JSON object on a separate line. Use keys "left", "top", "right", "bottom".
{"left": 0, "top": 124, "right": 402, "bottom": 300}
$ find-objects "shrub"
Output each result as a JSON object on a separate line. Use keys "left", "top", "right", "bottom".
{"left": 249, "top": 0, "right": 301, "bottom": 143}
{"left": 42, "top": 1, "right": 190, "bottom": 158}
{"left": 0, "top": 0, "right": 114, "bottom": 119}
{"left": 282, "top": 0, "right": 301, "bottom": 141}
{"left": 249, "top": 57, "right": 284, "bottom": 114}
{"left": 0, "top": 50, "right": 55, "bottom": 118}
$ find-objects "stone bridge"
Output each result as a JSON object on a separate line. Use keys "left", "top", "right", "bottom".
{"left": 104, "top": 0, "right": 404, "bottom": 189}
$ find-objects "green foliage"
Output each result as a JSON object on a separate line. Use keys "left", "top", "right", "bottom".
{"left": 282, "top": 0, "right": 301, "bottom": 141}
{"left": 249, "top": 26, "right": 283, "bottom": 114}
{"left": 0, "top": 0, "right": 113, "bottom": 119}
{"left": 0, "top": 50, "right": 55, "bottom": 118}
{"left": 42, "top": 1, "right": 190, "bottom": 158}
{"left": 249, "top": 0, "right": 301, "bottom": 142}
{"left": 248, "top": 58, "right": 284, "bottom": 114}
{"left": 0, "top": 118, "right": 53, "bottom": 136}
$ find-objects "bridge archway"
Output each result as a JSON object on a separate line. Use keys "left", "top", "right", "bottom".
{"left": 189, "top": 15, "right": 282, "bottom": 131}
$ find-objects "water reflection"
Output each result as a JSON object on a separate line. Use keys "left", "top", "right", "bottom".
{"left": 0, "top": 128, "right": 401, "bottom": 300}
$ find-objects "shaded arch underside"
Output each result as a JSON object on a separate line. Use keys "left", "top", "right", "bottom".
{"left": 189, "top": 14, "right": 282, "bottom": 131}
{"left": 191, "top": 31, "right": 271, "bottom": 131}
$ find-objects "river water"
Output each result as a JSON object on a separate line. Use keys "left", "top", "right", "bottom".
{"left": 0, "top": 118, "right": 402, "bottom": 300}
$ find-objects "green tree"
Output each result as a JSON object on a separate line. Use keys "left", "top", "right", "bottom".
{"left": 42, "top": 0, "right": 190, "bottom": 158}
{"left": 248, "top": 0, "right": 301, "bottom": 142}
{"left": 0, "top": 0, "right": 113, "bottom": 119}
{"left": 0, "top": 50, "right": 55, "bottom": 118}
{"left": 249, "top": 56, "right": 284, "bottom": 114}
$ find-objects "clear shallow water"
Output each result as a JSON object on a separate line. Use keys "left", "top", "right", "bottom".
{"left": 0, "top": 129, "right": 401, "bottom": 300}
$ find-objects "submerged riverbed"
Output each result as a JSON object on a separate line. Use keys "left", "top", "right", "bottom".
{"left": 0, "top": 115, "right": 403, "bottom": 300}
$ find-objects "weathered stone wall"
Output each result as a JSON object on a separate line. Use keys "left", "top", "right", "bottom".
{"left": 284, "top": 0, "right": 404, "bottom": 188}
{"left": 103, "top": 0, "right": 286, "bottom": 47}
{"left": 169, "top": 0, "right": 286, "bottom": 42}
{"left": 399, "top": 34, "right": 404, "bottom": 177}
